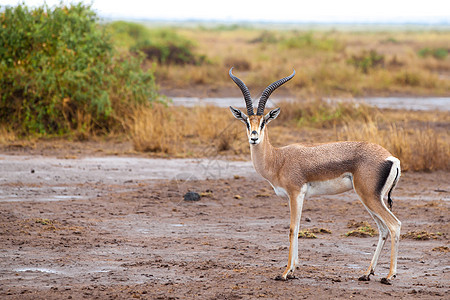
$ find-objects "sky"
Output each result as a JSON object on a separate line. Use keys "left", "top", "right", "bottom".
{"left": 1, "top": 0, "right": 449, "bottom": 23}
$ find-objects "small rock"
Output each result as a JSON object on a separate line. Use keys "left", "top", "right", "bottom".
{"left": 305, "top": 217, "right": 311, "bottom": 222}
{"left": 184, "top": 192, "right": 200, "bottom": 201}
{"left": 31, "top": 169, "right": 35, "bottom": 174}
{"left": 234, "top": 195, "right": 242, "bottom": 199}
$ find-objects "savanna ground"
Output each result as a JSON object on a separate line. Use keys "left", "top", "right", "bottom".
{"left": 1, "top": 8, "right": 449, "bottom": 298}
{"left": 0, "top": 154, "right": 448, "bottom": 299}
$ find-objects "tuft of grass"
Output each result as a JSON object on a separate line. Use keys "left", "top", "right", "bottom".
{"left": 346, "top": 220, "right": 377, "bottom": 237}
{"left": 298, "top": 227, "right": 332, "bottom": 239}
{"left": 0, "top": 127, "right": 16, "bottom": 144}
{"left": 130, "top": 104, "right": 182, "bottom": 154}
{"left": 346, "top": 225, "right": 378, "bottom": 237}
{"left": 401, "top": 231, "right": 444, "bottom": 240}
{"left": 432, "top": 246, "right": 449, "bottom": 252}
{"left": 309, "top": 227, "right": 332, "bottom": 234}
{"left": 298, "top": 230, "right": 317, "bottom": 239}
{"left": 35, "top": 218, "right": 53, "bottom": 226}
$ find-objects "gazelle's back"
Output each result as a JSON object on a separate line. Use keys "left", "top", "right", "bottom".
{"left": 275, "top": 141, "right": 392, "bottom": 184}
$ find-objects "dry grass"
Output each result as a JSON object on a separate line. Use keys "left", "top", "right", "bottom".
{"left": 130, "top": 104, "right": 182, "bottom": 154}
{"left": 127, "top": 98, "right": 449, "bottom": 172}
{"left": 277, "top": 99, "right": 375, "bottom": 128}
{"left": 346, "top": 221, "right": 378, "bottom": 237}
{"left": 129, "top": 104, "right": 246, "bottom": 156}
{"left": 155, "top": 28, "right": 450, "bottom": 97}
{"left": 0, "top": 126, "right": 16, "bottom": 144}
{"left": 401, "top": 231, "right": 445, "bottom": 240}
{"left": 337, "top": 120, "right": 450, "bottom": 171}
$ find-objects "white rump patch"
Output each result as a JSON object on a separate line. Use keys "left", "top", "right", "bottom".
{"left": 381, "top": 156, "right": 401, "bottom": 198}
{"left": 305, "top": 172, "right": 353, "bottom": 197}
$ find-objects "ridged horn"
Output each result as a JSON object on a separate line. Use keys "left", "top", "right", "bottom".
{"left": 257, "top": 69, "right": 295, "bottom": 115}
{"left": 229, "top": 67, "right": 254, "bottom": 116}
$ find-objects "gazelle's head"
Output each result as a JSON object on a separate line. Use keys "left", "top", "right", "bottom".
{"left": 229, "top": 68, "right": 295, "bottom": 145}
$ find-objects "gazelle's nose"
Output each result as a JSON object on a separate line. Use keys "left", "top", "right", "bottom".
{"left": 251, "top": 137, "right": 258, "bottom": 142}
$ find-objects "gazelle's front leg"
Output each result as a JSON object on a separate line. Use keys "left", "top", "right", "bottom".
{"left": 275, "top": 184, "right": 307, "bottom": 281}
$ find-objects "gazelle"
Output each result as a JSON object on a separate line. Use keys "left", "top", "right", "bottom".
{"left": 229, "top": 68, "right": 401, "bottom": 284}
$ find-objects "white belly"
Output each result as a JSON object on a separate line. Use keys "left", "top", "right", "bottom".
{"left": 272, "top": 186, "right": 289, "bottom": 198}
{"left": 305, "top": 172, "right": 353, "bottom": 197}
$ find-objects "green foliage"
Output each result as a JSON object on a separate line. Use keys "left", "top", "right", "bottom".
{"left": 0, "top": 3, "right": 159, "bottom": 135}
{"left": 417, "top": 47, "right": 448, "bottom": 60}
{"left": 107, "top": 21, "right": 205, "bottom": 65}
{"left": 348, "top": 50, "right": 385, "bottom": 74}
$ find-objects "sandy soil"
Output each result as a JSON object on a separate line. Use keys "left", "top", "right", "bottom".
{"left": 0, "top": 154, "right": 449, "bottom": 299}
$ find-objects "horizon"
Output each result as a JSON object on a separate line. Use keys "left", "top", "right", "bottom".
{"left": 1, "top": 0, "right": 449, "bottom": 25}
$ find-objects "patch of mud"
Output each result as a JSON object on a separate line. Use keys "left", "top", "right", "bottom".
{"left": 0, "top": 155, "right": 256, "bottom": 203}
{"left": 0, "top": 155, "right": 449, "bottom": 299}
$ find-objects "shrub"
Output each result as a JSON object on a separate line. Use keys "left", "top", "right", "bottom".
{"left": 418, "top": 47, "right": 448, "bottom": 60}
{"left": 347, "top": 50, "right": 385, "bottom": 74}
{"left": 0, "top": 3, "right": 159, "bottom": 135}
{"left": 107, "top": 21, "right": 205, "bottom": 65}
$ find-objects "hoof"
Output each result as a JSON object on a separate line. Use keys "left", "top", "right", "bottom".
{"left": 286, "top": 274, "right": 297, "bottom": 280}
{"left": 274, "top": 275, "right": 287, "bottom": 281}
{"left": 358, "top": 275, "right": 370, "bottom": 281}
{"left": 380, "top": 278, "right": 392, "bottom": 285}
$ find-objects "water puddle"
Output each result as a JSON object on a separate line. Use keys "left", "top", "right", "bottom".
{"left": 14, "top": 267, "right": 64, "bottom": 274}
{"left": 346, "top": 264, "right": 363, "bottom": 269}
{"left": 171, "top": 96, "right": 450, "bottom": 111}
{"left": 52, "top": 195, "right": 84, "bottom": 200}
{"left": 356, "top": 97, "right": 450, "bottom": 111}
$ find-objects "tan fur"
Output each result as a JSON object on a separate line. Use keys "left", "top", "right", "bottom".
{"left": 241, "top": 113, "right": 402, "bottom": 283}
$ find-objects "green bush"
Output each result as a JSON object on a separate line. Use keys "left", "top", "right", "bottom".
{"left": 0, "top": 3, "right": 159, "bottom": 135}
{"left": 348, "top": 50, "right": 385, "bottom": 74}
{"left": 107, "top": 21, "right": 205, "bottom": 65}
{"left": 418, "top": 47, "right": 448, "bottom": 60}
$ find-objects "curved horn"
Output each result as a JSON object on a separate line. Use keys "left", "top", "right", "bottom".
{"left": 257, "top": 69, "right": 296, "bottom": 115}
{"left": 229, "top": 67, "right": 254, "bottom": 116}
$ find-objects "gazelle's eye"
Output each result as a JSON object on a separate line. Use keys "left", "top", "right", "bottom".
{"left": 260, "top": 119, "right": 265, "bottom": 130}
{"left": 246, "top": 121, "right": 250, "bottom": 131}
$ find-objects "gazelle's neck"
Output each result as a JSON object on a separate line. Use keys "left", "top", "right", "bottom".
{"left": 250, "top": 127, "right": 277, "bottom": 179}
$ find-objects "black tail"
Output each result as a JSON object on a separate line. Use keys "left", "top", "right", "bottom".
{"left": 387, "top": 168, "right": 399, "bottom": 210}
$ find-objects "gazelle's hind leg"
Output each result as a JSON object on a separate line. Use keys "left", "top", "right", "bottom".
{"left": 354, "top": 192, "right": 401, "bottom": 284}
{"left": 354, "top": 161, "right": 401, "bottom": 284}
{"left": 358, "top": 210, "right": 389, "bottom": 281}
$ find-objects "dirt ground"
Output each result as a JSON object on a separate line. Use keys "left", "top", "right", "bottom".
{"left": 0, "top": 153, "right": 449, "bottom": 299}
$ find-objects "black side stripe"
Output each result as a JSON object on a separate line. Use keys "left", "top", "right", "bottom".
{"left": 376, "top": 160, "right": 393, "bottom": 197}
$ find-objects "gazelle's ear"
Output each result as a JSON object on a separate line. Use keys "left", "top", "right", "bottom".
{"left": 264, "top": 107, "right": 280, "bottom": 124}
{"left": 229, "top": 106, "right": 248, "bottom": 123}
